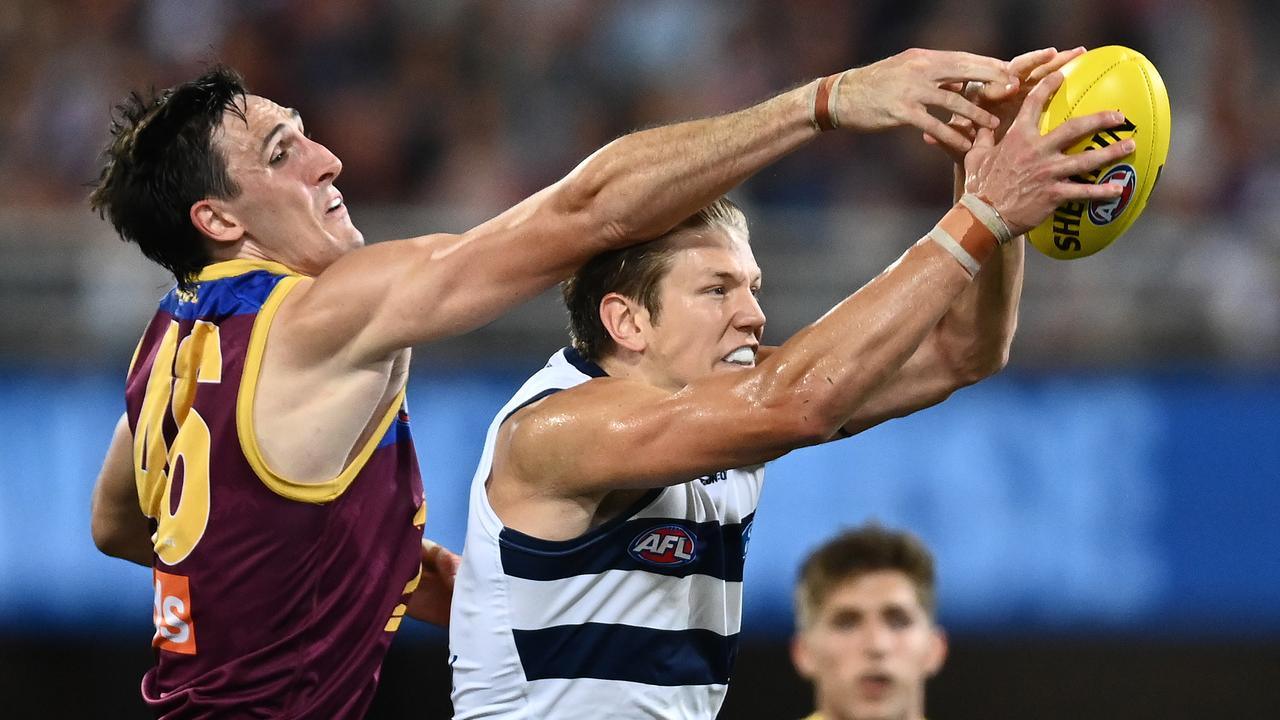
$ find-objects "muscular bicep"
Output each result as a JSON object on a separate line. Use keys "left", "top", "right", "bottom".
{"left": 830, "top": 333, "right": 969, "bottom": 438}
{"left": 740, "top": 341, "right": 960, "bottom": 442}
{"left": 277, "top": 185, "right": 606, "bottom": 366}
{"left": 90, "top": 414, "right": 153, "bottom": 566}
{"left": 499, "top": 375, "right": 821, "bottom": 494}
{"left": 828, "top": 239, "right": 1021, "bottom": 440}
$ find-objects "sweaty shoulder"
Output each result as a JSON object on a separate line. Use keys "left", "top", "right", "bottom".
{"left": 498, "top": 376, "right": 663, "bottom": 481}
{"left": 505, "top": 376, "right": 665, "bottom": 435}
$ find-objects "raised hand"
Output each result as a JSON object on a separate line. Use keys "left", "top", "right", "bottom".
{"left": 834, "top": 49, "right": 1017, "bottom": 154}
{"left": 979, "top": 47, "right": 1086, "bottom": 138}
{"left": 963, "top": 72, "right": 1134, "bottom": 236}
{"left": 924, "top": 47, "right": 1087, "bottom": 163}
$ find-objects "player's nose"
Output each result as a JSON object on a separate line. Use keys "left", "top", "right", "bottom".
{"left": 862, "top": 621, "right": 893, "bottom": 656}
{"left": 734, "top": 290, "right": 766, "bottom": 335}
{"left": 310, "top": 139, "right": 343, "bottom": 185}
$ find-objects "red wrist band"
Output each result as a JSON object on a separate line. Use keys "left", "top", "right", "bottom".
{"left": 814, "top": 74, "right": 840, "bottom": 132}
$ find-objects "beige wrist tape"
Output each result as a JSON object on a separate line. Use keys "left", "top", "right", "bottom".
{"left": 927, "top": 202, "right": 1001, "bottom": 278}
{"left": 958, "top": 193, "right": 1014, "bottom": 245}
{"left": 928, "top": 225, "right": 981, "bottom": 277}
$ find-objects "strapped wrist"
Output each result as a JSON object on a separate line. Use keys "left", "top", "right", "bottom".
{"left": 927, "top": 201, "right": 1002, "bottom": 278}
{"left": 813, "top": 73, "right": 843, "bottom": 132}
{"left": 958, "top": 193, "right": 1014, "bottom": 245}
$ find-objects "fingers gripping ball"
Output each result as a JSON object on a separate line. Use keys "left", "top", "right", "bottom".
{"left": 1029, "top": 46, "right": 1171, "bottom": 259}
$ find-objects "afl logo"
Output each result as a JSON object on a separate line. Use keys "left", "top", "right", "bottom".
{"left": 1088, "top": 164, "right": 1137, "bottom": 226}
{"left": 629, "top": 525, "right": 697, "bottom": 566}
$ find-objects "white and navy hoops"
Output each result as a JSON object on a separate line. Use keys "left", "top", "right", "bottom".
{"left": 449, "top": 348, "right": 764, "bottom": 719}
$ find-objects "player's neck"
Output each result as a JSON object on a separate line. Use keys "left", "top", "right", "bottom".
{"left": 815, "top": 695, "right": 925, "bottom": 720}
{"left": 596, "top": 351, "right": 682, "bottom": 393}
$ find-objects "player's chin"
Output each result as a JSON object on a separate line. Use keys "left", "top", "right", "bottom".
{"left": 340, "top": 225, "right": 365, "bottom": 249}
{"left": 322, "top": 211, "right": 362, "bottom": 245}
{"left": 324, "top": 233, "right": 363, "bottom": 259}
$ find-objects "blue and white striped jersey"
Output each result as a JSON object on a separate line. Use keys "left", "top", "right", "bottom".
{"left": 449, "top": 348, "right": 764, "bottom": 719}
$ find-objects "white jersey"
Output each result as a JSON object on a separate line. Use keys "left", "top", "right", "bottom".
{"left": 450, "top": 348, "right": 765, "bottom": 719}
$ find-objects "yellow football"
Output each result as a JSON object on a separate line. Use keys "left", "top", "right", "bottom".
{"left": 1028, "top": 45, "right": 1171, "bottom": 259}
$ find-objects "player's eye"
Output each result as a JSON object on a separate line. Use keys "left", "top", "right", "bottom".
{"left": 884, "top": 610, "right": 913, "bottom": 629}
{"left": 829, "top": 611, "right": 861, "bottom": 630}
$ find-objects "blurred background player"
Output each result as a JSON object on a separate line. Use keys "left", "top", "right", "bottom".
{"left": 449, "top": 50, "right": 1133, "bottom": 717}
{"left": 87, "top": 51, "right": 1021, "bottom": 718}
{"left": 792, "top": 524, "right": 946, "bottom": 720}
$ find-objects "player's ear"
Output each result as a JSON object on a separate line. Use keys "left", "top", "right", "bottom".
{"left": 790, "top": 632, "right": 817, "bottom": 679}
{"left": 191, "top": 199, "right": 245, "bottom": 245}
{"left": 599, "top": 292, "right": 648, "bottom": 354}
{"left": 924, "top": 625, "right": 948, "bottom": 676}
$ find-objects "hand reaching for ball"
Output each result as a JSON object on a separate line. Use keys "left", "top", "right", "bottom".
{"left": 963, "top": 72, "right": 1133, "bottom": 236}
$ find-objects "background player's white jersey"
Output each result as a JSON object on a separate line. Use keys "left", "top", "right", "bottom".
{"left": 450, "top": 348, "right": 764, "bottom": 719}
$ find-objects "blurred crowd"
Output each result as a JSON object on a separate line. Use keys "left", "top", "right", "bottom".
{"left": 1, "top": 0, "right": 1276, "bottom": 216}
{"left": 1, "top": 0, "right": 1278, "bottom": 365}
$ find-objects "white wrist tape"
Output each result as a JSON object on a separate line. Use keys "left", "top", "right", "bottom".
{"left": 958, "top": 193, "right": 1014, "bottom": 245}
{"left": 927, "top": 225, "right": 981, "bottom": 277}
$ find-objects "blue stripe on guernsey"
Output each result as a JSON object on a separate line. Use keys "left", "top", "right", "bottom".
{"left": 512, "top": 623, "right": 738, "bottom": 686}
{"left": 376, "top": 415, "right": 410, "bottom": 450}
{"left": 502, "top": 388, "right": 562, "bottom": 425}
{"left": 499, "top": 512, "right": 755, "bottom": 582}
{"left": 157, "top": 271, "right": 288, "bottom": 321}
{"left": 562, "top": 347, "right": 608, "bottom": 377}
{"left": 449, "top": 348, "right": 767, "bottom": 718}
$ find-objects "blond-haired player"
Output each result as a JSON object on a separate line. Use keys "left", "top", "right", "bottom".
{"left": 448, "top": 48, "right": 1133, "bottom": 716}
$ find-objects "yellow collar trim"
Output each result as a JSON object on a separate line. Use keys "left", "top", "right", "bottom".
{"left": 197, "top": 258, "right": 302, "bottom": 281}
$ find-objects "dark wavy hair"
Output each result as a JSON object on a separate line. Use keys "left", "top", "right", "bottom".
{"left": 90, "top": 66, "right": 248, "bottom": 289}
{"left": 562, "top": 197, "right": 748, "bottom": 361}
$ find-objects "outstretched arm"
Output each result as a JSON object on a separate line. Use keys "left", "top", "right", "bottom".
{"left": 499, "top": 73, "right": 1134, "bottom": 492}
{"left": 282, "top": 50, "right": 1018, "bottom": 366}
{"left": 90, "top": 414, "right": 152, "bottom": 566}
{"left": 834, "top": 49, "right": 1085, "bottom": 435}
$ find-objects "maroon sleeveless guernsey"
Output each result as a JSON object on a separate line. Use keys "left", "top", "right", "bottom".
{"left": 124, "top": 259, "right": 425, "bottom": 718}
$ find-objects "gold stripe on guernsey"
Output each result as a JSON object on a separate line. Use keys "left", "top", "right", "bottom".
{"left": 236, "top": 268, "right": 407, "bottom": 503}
{"left": 127, "top": 260, "right": 279, "bottom": 377}
{"left": 385, "top": 605, "right": 408, "bottom": 632}
{"left": 385, "top": 568, "right": 422, "bottom": 632}
{"left": 197, "top": 258, "right": 299, "bottom": 282}
{"left": 126, "top": 334, "right": 145, "bottom": 380}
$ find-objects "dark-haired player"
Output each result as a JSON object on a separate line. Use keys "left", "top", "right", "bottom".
{"left": 88, "top": 51, "right": 1029, "bottom": 717}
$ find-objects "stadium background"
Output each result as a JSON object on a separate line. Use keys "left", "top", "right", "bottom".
{"left": 1, "top": 0, "right": 1277, "bottom": 717}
